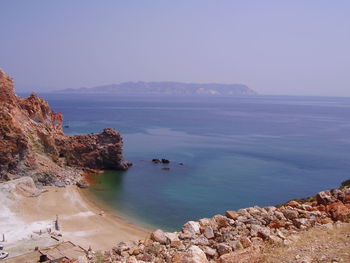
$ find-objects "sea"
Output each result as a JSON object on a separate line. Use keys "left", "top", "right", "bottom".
{"left": 36, "top": 93, "right": 350, "bottom": 231}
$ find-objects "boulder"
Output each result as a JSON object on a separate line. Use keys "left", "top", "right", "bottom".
{"left": 164, "top": 232, "right": 179, "bottom": 243}
{"left": 293, "top": 218, "right": 311, "bottom": 228}
{"left": 202, "top": 246, "right": 217, "bottom": 257}
{"left": 113, "top": 242, "right": 131, "bottom": 255}
{"left": 239, "top": 237, "right": 252, "bottom": 248}
{"left": 229, "top": 240, "right": 244, "bottom": 251}
{"left": 286, "top": 200, "right": 300, "bottom": 208}
{"left": 214, "top": 215, "right": 230, "bottom": 228}
{"left": 203, "top": 226, "right": 215, "bottom": 239}
{"left": 151, "top": 229, "right": 168, "bottom": 244}
{"left": 182, "top": 221, "right": 201, "bottom": 235}
{"left": 192, "top": 236, "right": 209, "bottom": 246}
{"left": 76, "top": 180, "right": 88, "bottom": 188}
{"left": 170, "top": 240, "right": 183, "bottom": 248}
{"left": 316, "top": 190, "right": 337, "bottom": 205}
{"left": 327, "top": 202, "right": 350, "bottom": 222}
{"left": 250, "top": 225, "right": 271, "bottom": 239}
{"left": 172, "top": 246, "right": 209, "bottom": 263}
{"left": 281, "top": 208, "right": 299, "bottom": 220}
{"left": 225, "top": 210, "right": 239, "bottom": 220}
{"left": 216, "top": 243, "right": 232, "bottom": 256}
{"left": 274, "top": 211, "right": 286, "bottom": 220}
{"left": 268, "top": 219, "right": 286, "bottom": 229}
{"left": 237, "top": 209, "right": 251, "bottom": 218}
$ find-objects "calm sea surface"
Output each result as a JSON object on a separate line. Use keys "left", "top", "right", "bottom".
{"left": 39, "top": 94, "right": 350, "bottom": 231}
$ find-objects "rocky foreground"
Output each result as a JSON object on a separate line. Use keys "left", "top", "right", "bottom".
{"left": 0, "top": 69, "right": 130, "bottom": 186}
{"left": 87, "top": 186, "right": 350, "bottom": 263}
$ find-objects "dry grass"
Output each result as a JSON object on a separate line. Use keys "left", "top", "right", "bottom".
{"left": 260, "top": 223, "right": 350, "bottom": 263}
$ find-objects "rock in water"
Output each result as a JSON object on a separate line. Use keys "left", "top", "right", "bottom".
{"left": 76, "top": 180, "right": 89, "bottom": 188}
{"left": 0, "top": 69, "right": 131, "bottom": 185}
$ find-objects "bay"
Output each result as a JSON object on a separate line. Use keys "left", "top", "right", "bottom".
{"left": 39, "top": 94, "right": 350, "bottom": 231}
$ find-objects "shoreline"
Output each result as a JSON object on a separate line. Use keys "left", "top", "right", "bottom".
{"left": 77, "top": 186, "right": 153, "bottom": 235}
{"left": 81, "top": 171, "right": 159, "bottom": 232}
{"left": 0, "top": 179, "right": 149, "bottom": 258}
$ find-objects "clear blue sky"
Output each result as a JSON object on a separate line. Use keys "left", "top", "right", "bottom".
{"left": 0, "top": 1, "right": 349, "bottom": 96}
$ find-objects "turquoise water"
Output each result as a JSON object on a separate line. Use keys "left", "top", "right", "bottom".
{"left": 40, "top": 94, "right": 350, "bottom": 231}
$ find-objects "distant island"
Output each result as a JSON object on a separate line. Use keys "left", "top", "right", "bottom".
{"left": 56, "top": 82, "right": 257, "bottom": 95}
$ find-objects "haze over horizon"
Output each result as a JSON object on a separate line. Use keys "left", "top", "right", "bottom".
{"left": 0, "top": 1, "right": 349, "bottom": 96}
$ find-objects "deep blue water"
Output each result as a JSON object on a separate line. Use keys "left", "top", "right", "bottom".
{"left": 38, "top": 94, "right": 350, "bottom": 231}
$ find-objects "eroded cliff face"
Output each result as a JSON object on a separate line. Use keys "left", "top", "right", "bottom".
{"left": 0, "top": 69, "right": 130, "bottom": 185}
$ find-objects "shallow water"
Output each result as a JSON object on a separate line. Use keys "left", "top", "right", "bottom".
{"left": 40, "top": 94, "right": 350, "bottom": 231}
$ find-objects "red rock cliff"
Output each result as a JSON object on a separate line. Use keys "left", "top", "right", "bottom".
{"left": 0, "top": 69, "right": 131, "bottom": 185}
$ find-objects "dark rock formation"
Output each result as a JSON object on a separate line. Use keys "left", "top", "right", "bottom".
{"left": 0, "top": 69, "right": 130, "bottom": 185}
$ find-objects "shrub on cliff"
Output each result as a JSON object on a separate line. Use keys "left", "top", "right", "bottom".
{"left": 341, "top": 179, "right": 350, "bottom": 188}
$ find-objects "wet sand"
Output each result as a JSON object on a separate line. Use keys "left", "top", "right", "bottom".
{"left": 1, "top": 184, "right": 149, "bottom": 254}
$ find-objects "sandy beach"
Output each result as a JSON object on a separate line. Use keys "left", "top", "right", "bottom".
{"left": 0, "top": 178, "right": 148, "bottom": 258}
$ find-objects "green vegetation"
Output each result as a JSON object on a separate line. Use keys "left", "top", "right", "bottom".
{"left": 340, "top": 179, "right": 350, "bottom": 188}
{"left": 95, "top": 251, "right": 105, "bottom": 263}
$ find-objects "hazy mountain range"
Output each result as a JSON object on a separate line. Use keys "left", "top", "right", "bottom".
{"left": 56, "top": 82, "right": 257, "bottom": 95}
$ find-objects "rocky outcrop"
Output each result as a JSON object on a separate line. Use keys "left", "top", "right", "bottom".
{"left": 93, "top": 186, "right": 350, "bottom": 263}
{"left": 0, "top": 69, "right": 130, "bottom": 185}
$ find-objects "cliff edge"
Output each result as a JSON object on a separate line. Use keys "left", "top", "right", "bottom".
{"left": 0, "top": 69, "right": 131, "bottom": 185}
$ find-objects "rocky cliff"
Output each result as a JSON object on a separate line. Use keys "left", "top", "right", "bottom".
{"left": 0, "top": 69, "right": 131, "bottom": 185}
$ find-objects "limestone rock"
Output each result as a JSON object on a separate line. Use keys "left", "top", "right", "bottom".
{"left": 165, "top": 232, "right": 179, "bottom": 243}
{"left": 282, "top": 208, "right": 299, "bottom": 220}
{"left": 214, "top": 215, "right": 230, "bottom": 228}
{"left": 202, "top": 246, "right": 217, "bottom": 257}
{"left": 114, "top": 242, "right": 131, "bottom": 255}
{"left": 316, "top": 190, "right": 337, "bottom": 205}
{"left": 203, "top": 226, "right": 215, "bottom": 239}
{"left": 225, "top": 210, "right": 239, "bottom": 220}
{"left": 182, "top": 221, "right": 201, "bottom": 235}
{"left": 250, "top": 225, "right": 271, "bottom": 239}
{"left": 239, "top": 237, "right": 252, "bottom": 248}
{"left": 172, "top": 246, "right": 209, "bottom": 263}
{"left": 216, "top": 243, "right": 232, "bottom": 256}
{"left": 151, "top": 229, "right": 168, "bottom": 244}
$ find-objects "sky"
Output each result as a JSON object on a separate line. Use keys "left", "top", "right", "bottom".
{"left": 0, "top": 1, "right": 349, "bottom": 96}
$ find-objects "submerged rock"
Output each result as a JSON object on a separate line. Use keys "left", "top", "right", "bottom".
{"left": 76, "top": 180, "right": 89, "bottom": 188}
